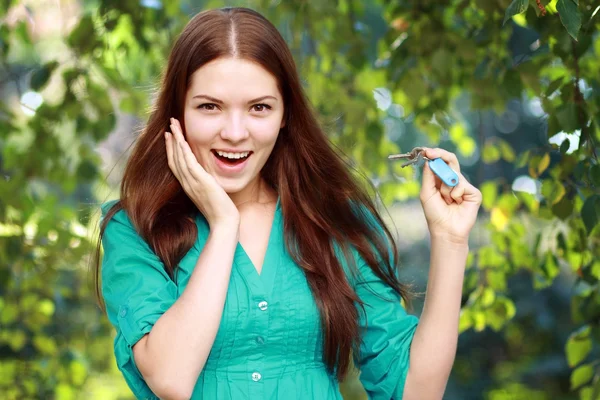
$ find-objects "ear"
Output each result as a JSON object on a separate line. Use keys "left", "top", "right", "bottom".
{"left": 280, "top": 116, "right": 286, "bottom": 129}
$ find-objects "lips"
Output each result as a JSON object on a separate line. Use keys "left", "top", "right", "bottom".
{"left": 211, "top": 150, "right": 253, "bottom": 174}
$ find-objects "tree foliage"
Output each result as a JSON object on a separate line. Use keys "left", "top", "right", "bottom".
{"left": 0, "top": 0, "right": 598, "bottom": 399}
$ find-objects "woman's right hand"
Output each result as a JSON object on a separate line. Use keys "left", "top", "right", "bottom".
{"left": 165, "top": 117, "right": 240, "bottom": 230}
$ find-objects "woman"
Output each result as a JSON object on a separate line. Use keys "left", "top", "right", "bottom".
{"left": 94, "top": 6, "right": 482, "bottom": 400}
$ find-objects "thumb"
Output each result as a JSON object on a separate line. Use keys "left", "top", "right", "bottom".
{"left": 421, "top": 159, "right": 439, "bottom": 197}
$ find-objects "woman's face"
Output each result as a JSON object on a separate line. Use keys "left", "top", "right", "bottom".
{"left": 183, "top": 57, "right": 285, "bottom": 195}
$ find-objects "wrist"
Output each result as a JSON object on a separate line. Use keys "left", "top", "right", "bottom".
{"left": 210, "top": 221, "right": 240, "bottom": 240}
{"left": 430, "top": 232, "right": 470, "bottom": 248}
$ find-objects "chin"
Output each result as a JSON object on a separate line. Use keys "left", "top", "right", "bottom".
{"left": 215, "top": 178, "right": 249, "bottom": 194}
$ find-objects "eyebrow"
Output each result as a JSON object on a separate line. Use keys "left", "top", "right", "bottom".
{"left": 192, "top": 94, "right": 278, "bottom": 104}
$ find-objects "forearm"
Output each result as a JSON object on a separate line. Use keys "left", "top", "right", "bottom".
{"left": 403, "top": 236, "right": 469, "bottom": 400}
{"left": 135, "top": 224, "right": 239, "bottom": 399}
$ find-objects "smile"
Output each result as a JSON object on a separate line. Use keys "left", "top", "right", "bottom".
{"left": 211, "top": 150, "right": 253, "bottom": 172}
{"left": 215, "top": 150, "right": 251, "bottom": 159}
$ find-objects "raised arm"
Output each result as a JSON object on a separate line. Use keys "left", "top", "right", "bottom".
{"left": 102, "top": 117, "right": 243, "bottom": 399}
{"left": 402, "top": 147, "right": 482, "bottom": 399}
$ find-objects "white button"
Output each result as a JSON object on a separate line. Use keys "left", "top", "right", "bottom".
{"left": 258, "top": 301, "right": 268, "bottom": 311}
{"left": 251, "top": 372, "right": 262, "bottom": 382}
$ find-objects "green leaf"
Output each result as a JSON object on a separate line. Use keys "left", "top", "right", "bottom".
{"left": 76, "top": 159, "right": 98, "bottom": 181}
{"left": 480, "top": 181, "right": 498, "bottom": 211}
{"left": 552, "top": 196, "right": 574, "bottom": 219}
{"left": 541, "top": 179, "right": 566, "bottom": 205}
{"left": 541, "top": 251, "right": 560, "bottom": 280}
{"left": 566, "top": 325, "right": 592, "bottom": 367}
{"left": 498, "top": 139, "right": 516, "bottom": 162}
{"left": 557, "top": 0, "right": 582, "bottom": 40}
{"left": 503, "top": 69, "right": 523, "bottom": 97}
{"left": 556, "top": 103, "right": 579, "bottom": 133}
{"left": 545, "top": 77, "right": 564, "bottom": 97}
{"left": 30, "top": 61, "right": 59, "bottom": 91}
{"left": 458, "top": 310, "right": 472, "bottom": 333}
{"left": 578, "top": 386, "right": 595, "bottom": 400}
{"left": 7, "top": 330, "right": 26, "bottom": 351}
{"left": 67, "top": 15, "right": 100, "bottom": 53}
{"left": 516, "top": 150, "right": 531, "bottom": 168}
{"left": 33, "top": 335, "right": 58, "bottom": 355}
{"left": 529, "top": 153, "right": 551, "bottom": 178}
{"left": 482, "top": 141, "right": 501, "bottom": 163}
{"left": 589, "top": 164, "right": 600, "bottom": 186}
{"left": 559, "top": 138, "right": 570, "bottom": 154}
{"left": 581, "top": 195, "right": 600, "bottom": 235}
{"left": 570, "top": 363, "right": 594, "bottom": 390}
{"left": 54, "top": 383, "right": 76, "bottom": 400}
{"left": 481, "top": 288, "right": 496, "bottom": 307}
{"left": 503, "top": 0, "right": 529, "bottom": 25}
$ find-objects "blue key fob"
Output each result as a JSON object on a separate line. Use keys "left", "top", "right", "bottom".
{"left": 428, "top": 158, "right": 459, "bottom": 187}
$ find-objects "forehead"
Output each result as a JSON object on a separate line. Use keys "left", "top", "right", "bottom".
{"left": 187, "top": 57, "right": 280, "bottom": 99}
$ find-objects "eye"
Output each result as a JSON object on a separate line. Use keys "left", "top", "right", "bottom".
{"left": 251, "top": 104, "right": 272, "bottom": 113}
{"left": 198, "top": 103, "right": 219, "bottom": 111}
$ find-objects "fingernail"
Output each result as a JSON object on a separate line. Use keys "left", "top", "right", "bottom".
{"left": 165, "top": 132, "right": 170, "bottom": 139}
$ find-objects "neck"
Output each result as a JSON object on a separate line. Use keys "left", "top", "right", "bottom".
{"left": 228, "top": 178, "right": 276, "bottom": 208}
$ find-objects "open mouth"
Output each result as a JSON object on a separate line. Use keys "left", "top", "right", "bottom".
{"left": 211, "top": 150, "right": 253, "bottom": 166}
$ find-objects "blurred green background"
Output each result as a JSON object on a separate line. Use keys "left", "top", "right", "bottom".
{"left": 1, "top": 0, "right": 599, "bottom": 399}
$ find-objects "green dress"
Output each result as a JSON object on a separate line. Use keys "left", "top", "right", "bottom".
{"left": 100, "top": 197, "right": 419, "bottom": 400}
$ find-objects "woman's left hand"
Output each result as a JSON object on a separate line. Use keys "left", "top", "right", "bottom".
{"left": 419, "top": 148, "right": 482, "bottom": 244}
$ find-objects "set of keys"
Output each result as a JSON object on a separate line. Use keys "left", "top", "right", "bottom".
{"left": 388, "top": 147, "right": 459, "bottom": 187}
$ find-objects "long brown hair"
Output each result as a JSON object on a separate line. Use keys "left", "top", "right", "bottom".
{"left": 93, "top": 7, "right": 412, "bottom": 380}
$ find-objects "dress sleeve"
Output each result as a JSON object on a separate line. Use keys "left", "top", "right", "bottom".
{"left": 349, "top": 210, "right": 419, "bottom": 399}
{"left": 353, "top": 255, "right": 419, "bottom": 399}
{"left": 100, "top": 201, "right": 178, "bottom": 400}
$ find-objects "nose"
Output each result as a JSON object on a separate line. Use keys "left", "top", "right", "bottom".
{"left": 220, "top": 111, "right": 249, "bottom": 142}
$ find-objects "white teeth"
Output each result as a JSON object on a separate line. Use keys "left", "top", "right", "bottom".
{"left": 216, "top": 150, "right": 250, "bottom": 159}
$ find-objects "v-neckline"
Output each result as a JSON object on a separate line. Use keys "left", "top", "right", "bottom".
{"left": 234, "top": 196, "right": 282, "bottom": 297}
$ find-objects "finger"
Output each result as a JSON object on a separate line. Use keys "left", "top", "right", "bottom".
{"left": 423, "top": 147, "right": 460, "bottom": 173}
{"left": 170, "top": 120, "right": 193, "bottom": 182}
{"left": 179, "top": 140, "right": 208, "bottom": 181}
{"left": 165, "top": 131, "right": 182, "bottom": 180}
{"left": 440, "top": 183, "right": 453, "bottom": 205}
{"left": 462, "top": 181, "right": 483, "bottom": 205}
{"left": 420, "top": 161, "right": 442, "bottom": 203}
{"left": 449, "top": 183, "right": 466, "bottom": 205}
{"left": 171, "top": 118, "right": 200, "bottom": 179}
{"left": 421, "top": 158, "right": 440, "bottom": 190}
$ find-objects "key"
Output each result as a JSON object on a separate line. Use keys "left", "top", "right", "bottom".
{"left": 388, "top": 147, "right": 459, "bottom": 187}
{"left": 387, "top": 147, "right": 429, "bottom": 167}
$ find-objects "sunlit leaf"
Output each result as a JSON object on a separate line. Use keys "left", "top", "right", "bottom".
{"left": 483, "top": 141, "right": 501, "bottom": 164}
{"left": 491, "top": 207, "right": 509, "bottom": 230}
{"left": 541, "top": 179, "right": 566, "bottom": 205}
{"left": 498, "top": 139, "right": 515, "bottom": 162}
{"left": 529, "top": 153, "right": 551, "bottom": 177}
{"left": 570, "top": 364, "right": 593, "bottom": 390}
{"left": 480, "top": 181, "right": 498, "bottom": 211}
{"left": 566, "top": 325, "right": 592, "bottom": 367}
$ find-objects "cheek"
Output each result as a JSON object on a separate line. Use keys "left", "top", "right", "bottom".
{"left": 249, "top": 118, "right": 281, "bottom": 145}
{"left": 184, "top": 114, "right": 218, "bottom": 145}
{"left": 183, "top": 115, "right": 216, "bottom": 167}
